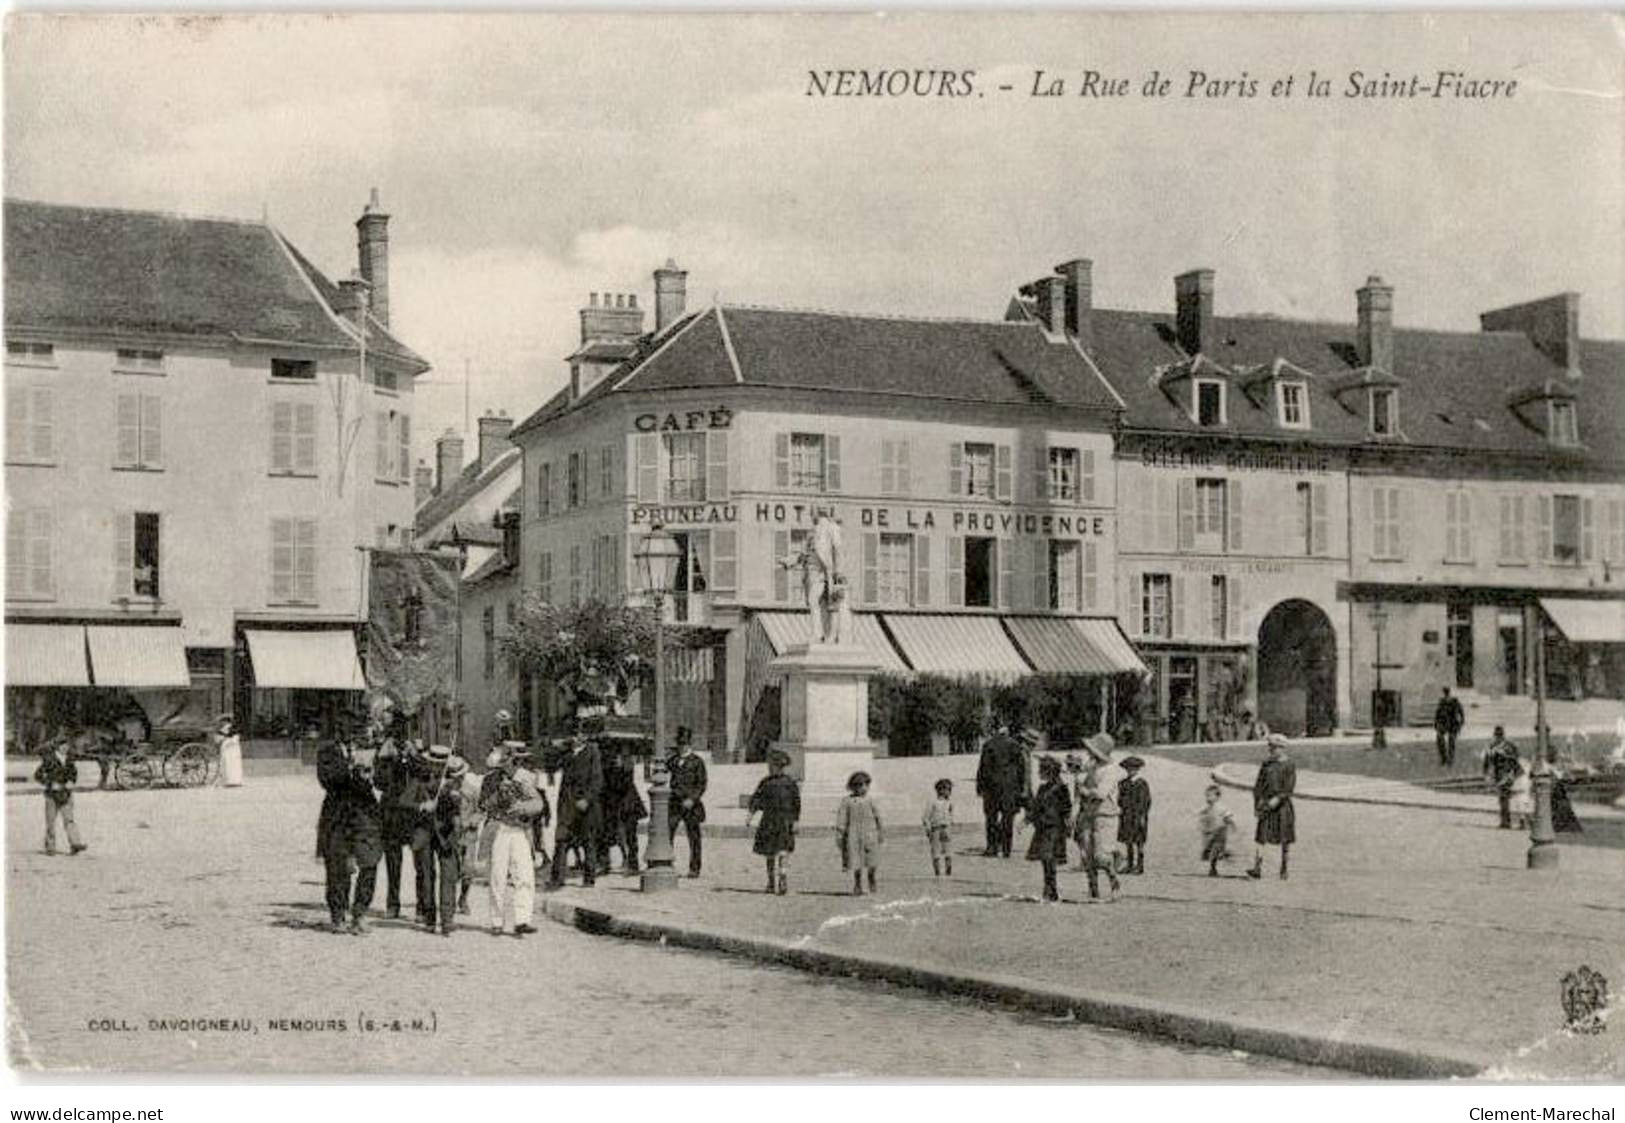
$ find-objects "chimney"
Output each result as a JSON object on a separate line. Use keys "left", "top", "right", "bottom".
{"left": 477, "top": 410, "right": 514, "bottom": 470}
{"left": 1175, "top": 269, "right": 1215, "bottom": 356}
{"left": 356, "top": 188, "right": 390, "bottom": 327}
{"left": 1056, "top": 258, "right": 1093, "bottom": 350}
{"left": 435, "top": 428, "right": 464, "bottom": 494}
{"left": 579, "top": 290, "right": 645, "bottom": 345}
{"left": 1480, "top": 292, "right": 1581, "bottom": 376}
{"left": 413, "top": 459, "right": 434, "bottom": 508}
{"left": 654, "top": 258, "right": 689, "bottom": 334}
{"left": 334, "top": 272, "right": 370, "bottom": 324}
{"left": 1033, "top": 275, "right": 1066, "bottom": 335}
{"left": 1356, "top": 275, "right": 1395, "bottom": 372}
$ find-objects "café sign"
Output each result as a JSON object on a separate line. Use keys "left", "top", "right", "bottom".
{"left": 633, "top": 407, "right": 734, "bottom": 433}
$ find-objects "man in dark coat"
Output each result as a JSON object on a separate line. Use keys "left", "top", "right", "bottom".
{"left": 547, "top": 727, "right": 604, "bottom": 889}
{"left": 371, "top": 731, "right": 413, "bottom": 919}
{"left": 1483, "top": 726, "right": 1521, "bottom": 829}
{"left": 1249, "top": 734, "right": 1296, "bottom": 881}
{"left": 1434, "top": 687, "right": 1465, "bottom": 767}
{"left": 316, "top": 736, "right": 382, "bottom": 934}
{"left": 976, "top": 721, "right": 1032, "bottom": 858}
{"left": 668, "top": 725, "right": 708, "bottom": 877}
{"left": 597, "top": 743, "right": 647, "bottom": 874}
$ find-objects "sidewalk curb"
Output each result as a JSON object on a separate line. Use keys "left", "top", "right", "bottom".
{"left": 1209, "top": 765, "right": 1502, "bottom": 816}
{"left": 537, "top": 896, "right": 1483, "bottom": 1079}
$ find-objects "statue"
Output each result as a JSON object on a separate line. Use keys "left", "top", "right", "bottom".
{"left": 780, "top": 510, "right": 846, "bottom": 644}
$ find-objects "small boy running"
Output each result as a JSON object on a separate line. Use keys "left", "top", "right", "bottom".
{"left": 837, "top": 771, "right": 884, "bottom": 895}
{"left": 921, "top": 778, "right": 954, "bottom": 877}
{"left": 1198, "top": 783, "right": 1236, "bottom": 877}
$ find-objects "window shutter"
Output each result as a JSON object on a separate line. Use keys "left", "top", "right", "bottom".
{"left": 1227, "top": 575, "right": 1243, "bottom": 641}
{"left": 113, "top": 513, "right": 134, "bottom": 598}
{"left": 28, "top": 510, "right": 52, "bottom": 596}
{"left": 375, "top": 412, "right": 390, "bottom": 478}
{"left": 1609, "top": 499, "right": 1625, "bottom": 564}
{"left": 1538, "top": 495, "right": 1552, "bottom": 561}
{"left": 712, "top": 528, "right": 737, "bottom": 595}
{"left": 998, "top": 537, "right": 1015, "bottom": 608}
{"left": 1083, "top": 541, "right": 1098, "bottom": 609}
{"left": 947, "top": 536, "right": 965, "bottom": 607}
{"left": 1080, "top": 448, "right": 1095, "bottom": 504}
{"left": 1031, "top": 539, "right": 1049, "bottom": 610}
{"left": 1227, "top": 479, "right": 1243, "bottom": 552}
{"left": 1445, "top": 492, "right": 1459, "bottom": 559}
{"left": 880, "top": 440, "right": 896, "bottom": 495}
{"left": 1398, "top": 488, "right": 1415, "bottom": 560}
{"left": 1177, "top": 478, "right": 1196, "bottom": 551}
{"left": 6, "top": 513, "right": 25, "bottom": 592}
{"left": 948, "top": 442, "right": 963, "bottom": 495}
{"left": 825, "top": 434, "right": 842, "bottom": 491}
{"left": 1311, "top": 483, "right": 1329, "bottom": 556}
{"left": 1156, "top": 478, "right": 1177, "bottom": 550}
{"left": 270, "top": 518, "right": 293, "bottom": 602}
{"left": 897, "top": 440, "right": 911, "bottom": 495}
{"left": 1136, "top": 474, "right": 1154, "bottom": 552}
{"left": 1368, "top": 486, "right": 1383, "bottom": 559}
{"left": 1171, "top": 574, "right": 1187, "bottom": 638}
{"left": 1581, "top": 497, "right": 1596, "bottom": 562}
{"left": 398, "top": 414, "right": 411, "bottom": 482}
{"left": 271, "top": 402, "right": 293, "bottom": 472}
{"left": 773, "top": 433, "right": 790, "bottom": 489}
{"left": 635, "top": 435, "right": 658, "bottom": 503}
{"left": 773, "top": 531, "right": 790, "bottom": 602}
{"left": 29, "top": 387, "right": 53, "bottom": 460}
{"left": 1460, "top": 491, "right": 1474, "bottom": 561}
{"left": 294, "top": 520, "right": 317, "bottom": 602}
{"left": 116, "top": 393, "right": 140, "bottom": 466}
{"left": 995, "top": 443, "right": 1012, "bottom": 501}
{"left": 550, "top": 457, "right": 564, "bottom": 513}
{"left": 140, "top": 394, "right": 162, "bottom": 468}
{"left": 1030, "top": 445, "right": 1047, "bottom": 502}
{"left": 706, "top": 430, "right": 730, "bottom": 502}
{"left": 295, "top": 403, "right": 317, "bottom": 473}
{"left": 1121, "top": 569, "right": 1140, "bottom": 638}
{"left": 5, "top": 385, "right": 26, "bottom": 457}
{"left": 914, "top": 535, "right": 931, "bottom": 606}
{"left": 862, "top": 532, "right": 878, "bottom": 605}
{"left": 1498, "top": 494, "right": 1514, "bottom": 561}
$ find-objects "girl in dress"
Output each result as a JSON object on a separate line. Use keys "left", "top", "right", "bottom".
{"left": 745, "top": 749, "right": 801, "bottom": 895}
{"left": 1024, "top": 756, "right": 1072, "bottom": 902}
{"left": 216, "top": 714, "right": 244, "bottom": 788}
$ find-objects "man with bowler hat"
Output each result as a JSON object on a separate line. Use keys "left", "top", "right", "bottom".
{"left": 668, "top": 726, "right": 708, "bottom": 877}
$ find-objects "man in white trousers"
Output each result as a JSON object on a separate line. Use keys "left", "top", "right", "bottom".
{"left": 479, "top": 744, "right": 546, "bottom": 937}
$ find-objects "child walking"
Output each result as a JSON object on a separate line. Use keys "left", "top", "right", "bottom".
{"left": 1198, "top": 783, "right": 1236, "bottom": 877}
{"left": 1068, "top": 738, "right": 1121, "bottom": 901}
{"left": 1025, "top": 756, "right": 1072, "bottom": 902}
{"left": 921, "top": 778, "right": 954, "bottom": 877}
{"left": 1117, "top": 755, "right": 1152, "bottom": 874}
{"left": 745, "top": 749, "right": 800, "bottom": 895}
{"left": 837, "top": 771, "right": 884, "bottom": 895}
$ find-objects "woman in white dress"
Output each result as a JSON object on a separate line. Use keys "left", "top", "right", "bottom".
{"left": 216, "top": 714, "right": 244, "bottom": 788}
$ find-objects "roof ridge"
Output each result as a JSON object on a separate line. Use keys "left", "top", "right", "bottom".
{"left": 5, "top": 196, "right": 269, "bottom": 230}
{"left": 722, "top": 301, "right": 1039, "bottom": 328}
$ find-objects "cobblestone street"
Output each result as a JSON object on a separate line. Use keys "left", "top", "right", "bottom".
{"left": 6, "top": 778, "right": 1317, "bottom": 1077}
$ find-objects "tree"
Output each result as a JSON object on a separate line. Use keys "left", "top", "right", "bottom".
{"left": 499, "top": 596, "right": 659, "bottom": 716}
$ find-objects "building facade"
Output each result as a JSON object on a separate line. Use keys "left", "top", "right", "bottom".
{"left": 4, "top": 195, "right": 431, "bottom": 754}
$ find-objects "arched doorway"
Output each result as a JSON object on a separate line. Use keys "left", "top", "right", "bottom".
{"left": 1257, "top": 600, "right": 1337, "bottom": 737}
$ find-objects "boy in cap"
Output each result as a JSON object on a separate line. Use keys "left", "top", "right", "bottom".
{"left": 1117, "top": 756, "right": 1151, "bottom": 875}
{"left": 745, "top": 749, "right": 800, "bottom": 894}
{"left": 34, "top": 735, "right": 86, "bottom": 856}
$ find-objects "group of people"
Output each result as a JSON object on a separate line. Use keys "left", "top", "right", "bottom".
{"left": 1482, "top": 724, "right": 1585, "bottom": 834}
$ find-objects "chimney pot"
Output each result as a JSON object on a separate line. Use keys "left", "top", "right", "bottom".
{"left": 1175, "top": 269, "right": 1216, "bottom": 356}
{"left": 476, "top": 412, "right": 515, "bottom": 471}
{"left": 435, "top": 429, "right": 465, "bottom": 495}
{"left": 334, "top": 273, "right": 371, "bottom": 323}
{"left": 355, "top": 189, "right": 391, "bottom": 327}
{"left": 1356, "top": 275, "right": 1396, "bottom": 372}
{"left": 655, "top": 258, "right": 690, "bottom": 334}
{"left": 1056, "top": 258, "right": 1094, "bottom": 350}
{"left": 1034, "top": 275, "right": 1066, "bottom": 335}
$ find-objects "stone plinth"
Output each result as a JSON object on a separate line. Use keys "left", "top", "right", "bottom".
{"left": 771, "top": 641, "right": 878, "bottom": 789}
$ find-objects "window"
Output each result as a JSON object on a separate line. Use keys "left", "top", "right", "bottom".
{"left": 270, "top": 518, "right": 317, "bottom": 604}
{"left": 375, "top": 412, "right": 394, "bottom": 481}
{"left": 114, "top": 512, "right": 162, "bottom": 600}
{"left": 773, "top": 529, "right": 812, "bottom": 603}
{"left": 1277, "top": 382, "right": 1309, "bottom": 428}
{"left": 483, "top": 606, "right": 496, "bottom": 680}
{"left": 6, "top": 384, "right": 55, "bottom": 463}
{"left": 1048, "top": 448, "right": 1079, "bottom": 501}
{"left": 599, "top": 446, "right": 614, "bottom": 498}
{"left": 1295, "top": 483, "right": 1315, "bottom": 555}
{"left": 789, "top": 433, "right": 826, "bottom": 491}
{"left": 537, "top": 463, "right": 552, "bottom": 518}
{"left": 537, "top": 553, "right": 553, "bottom": 604}
{"left": 6, "top": 508, "right": 54, "bottom": 599}
{"left": 1210, "top": 575, "right": 1228, "bottom": 640}
{"left": 567, "top": 452, "right": 583, "bottom": 508}
{"left": 665, "top": 433, "right": 705, "bottom": 501}
{"left": 1370, "top": 485, "right": 1403, "bottom": 559}
{"left": 963, "top": 442, "right": 995, "bottom": 498}
{"left": 875, "top": 534, "right": 913, "bottom": 606}
{"left": 1049, "top": 540, "right": 1080, "bottom": 611}
{"left": 1444, "top": 490, "right": 1474, "bottom": 563}
{"left": 1552, "top": 495, "right": 1581, "bottom": 564}
{"left": 671, "top": 531, "right": 710, "bottom": 622}
{"left": 1142, "top": 573, "right": 1172, "bottom": 639}
{"left": 271, "top": 358, "right": 317, "bottom": 381}
{"left": 1550, "top": 401, "right": 1578, "bottom": 447}
{"left": 880, "top": 439, "right": 911, "bottom": 496}
{"left": 1498, "top": 495, "right": 1528, "bottom": 564}
{"left": 6, "top": 341, "right": 54, "bottom": 366}
{"left": 374, "top": 368, "right": 398, "bottom": 393}
{"left": 115, "top": 348, "right": 164, "bottom": 373}
{"left": 569, "top": 545, "right": 582, "bottom": 604}
{"left": 271, "top": 401, "right": 317, "bottom": 475}
{"left": 964, "top": 536, "right": 995, "bottom": 608}
{"left": 1370, "top": 388, "right": 1397, "bottom": 436}
{"left": 1195, "top": 379, "right": 1226, "bottom": 427}
{"left": 1194, "top": 478, "right": 1227, "bottom": 552}
{"left": 114, "top": 392, "right": 163, "bottom": 470}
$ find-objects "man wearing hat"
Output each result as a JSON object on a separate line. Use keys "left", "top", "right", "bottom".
{"left": 1250, "top": 733, "right": 1297, "bottom": 880}
{"left": 429, "top": 751, "right": 473, "bottom": 936}
{"left": 667, "top": 726, "right": 708, "bottom": 878}
{"left": 371, "top": 728, "right": 412, "bottom": 920}
{"left": 976, "top": 719, "right": 1033, "bottom": 858}
{"left": 315, "top": 730, "right": 382, "bottom": 935}
{"left": 480, "top": 743, "right": 547, "bottom": 934}
{"left": 1068, "top": 733, "right": 1122, "bottom": 900}
{"left": 1116, "top": 755, "right": 1152, "bottom": 875}
{"left": 546, "top": 722, "right": 604, "bottom": 890}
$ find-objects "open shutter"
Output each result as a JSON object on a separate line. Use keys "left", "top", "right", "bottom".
{"left": 711, "top": 528, "right": 737, "bottom": 595}
{"left": 1032, "top": 538, "right": 1049, "bottom": 610}
{"left": 1121, "top": 569, "right": 1140, "bottom": 638}
{"left": 914, "top": 536, "right": 931, "bottom": 606}
{"left": 896, "top": 440, "right": 911, "bottom": 495}
{"left": 636, "top": 435, "right": 658, "bottom": 503}
{"left": 28, "top": 510, "right": 52, "bottom": 596}
{"left": 773, "top": 433, "right": 790, "bottom": 489}
{"left": 295, "top": 520, "right": 317, "bottom": 602}
{"left": 295, "top": 403, "right": 317, "bottom": 473}
{"left": 116, "top": 393, "right": 140, "bottom": 466}
{"left": 862, "top": 532, "right": 878, "bottom": 604}
{"left": 1609, "top": 500, "right": 1625, "bottom": 564}
{"left": 1080, "top": 449, "right": 1096, "bottom": 504}
{"left": 998, "top": 538, "right": 1015, "bottom": 608}
{"left": 1581, "top": 497, "right": 1596, "bottom": 562}
{"left": 1082, "top": 541, "right": 1098, "bottom": 609}
{"left": 271, "top": 402, "right": 293, "bottom": 472}
{"left": 1397, "top": 488, "right": 1414, "bottom": 560}
{"left": 29, "top": 387, "right": 53, "bottom": 460}
{"left": 1030, "top": 445, "right": 1048, "bottom": 502}
{"left": 397, "top": 414, "right": 411, "bottom": 482}
{"left": 880, "top": 441, "right": 896, "bottom": 495}
{"left": 948, "top": 442, "right": 963, "bottom": 496}
{"left": 773, "top": 531, "right": 790, "bottom": 602}
{"left": 113, "top": 512, "right": 133, "bottom": 598}
{"left": 1311, "top": 483, "right": 1329, "bottom": 556}
{"left": 1171, "top": 574, "right": 1187, "bottom": 639}
{"left": 1157, "top": 478, "right": 1177, "bottom": 550}
{"left": 947, "top": 536, "right": 965, "bottom": 607}
{"left": 706, "top": 430, "right": 730, "bottom": 502}
{"left": 1227, "top": 575, "right": 1243, "bottom": 641}
{"left": 825, "top": 434, "right": 841, "bottom": 491}
{"left": 995, "top": 443, "right": 1013, "bottom": 501}
{"left": 5, "top": 385, "right": 26, "bottom": 457}
{"left": 1227, "top": 479, "right": 1243, "bottom": 552}
{"left": 6, "top": 512, "right": 26, "bottom": 593}
{"left": 375, "top": 412, "right": 390, "bottom": 478}
{"left": 270, "top": 518, "right": 293, "bottom": 602}
{"left": 139, "top": 394, "right": 162, "bottom": 466}
{"left": 1460, "top": 491, "right": 1474, "bottom": 561}
{"left": 1177, "top": 478, "right": 1196, "bottom": 551}
{"left": 1538, "top": 495, "right": 1553, "bottom": 561}
{"left": 1134, "top": 473, "right": 1153, "bottom": 552}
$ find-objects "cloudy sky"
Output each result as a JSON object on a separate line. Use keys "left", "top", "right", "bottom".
{"left": 6, "top": 12, "right": 1621, "bottom": 456}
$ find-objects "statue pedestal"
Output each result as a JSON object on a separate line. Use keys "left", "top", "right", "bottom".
{"left": 771, "top": 641, "right": 877, "bottom": 793}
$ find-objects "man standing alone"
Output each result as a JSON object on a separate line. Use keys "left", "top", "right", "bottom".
{"left": 1483, "top": 726, "right": 1522, "bottom": 829}
{"left": 668, "top": 726, "right": 708, "bottom": 878}
{"left": 976, "top": 721, "right": 1033, "bottom": 858}
{"left": 1434, "top": 687, "right": 1465, "bottom": 767}
{"left": 34, "top": 736, "right": 86, "bottom": 856}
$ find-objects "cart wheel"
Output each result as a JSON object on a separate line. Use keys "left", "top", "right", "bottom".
{"left": 164, "top": 743, "right": 212, "bottom": 788}
{"left": 116, "top": 755, "right": 158, "bottom": 790}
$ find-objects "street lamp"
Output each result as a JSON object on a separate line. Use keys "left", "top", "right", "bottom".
{"left": 1526, "top": 603, "right": 1559, "bottom": 869}
{"left": 1370, "top": 602, "right": 1389, "bottom": 750}
{"left": 634, "top": 524, "right": 684, "bottom": 893}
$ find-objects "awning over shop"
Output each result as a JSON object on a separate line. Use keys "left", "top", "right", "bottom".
{"left": 86, "top": 626, "right": 190, "bottom": 687}
{"left": 4, "top": 624, "right": 90, "bottom": 686}
{"left": 1004, "top": 616, "right": 1148, "bottom": 676}
{"left": 753, "top": 611, "right": 911, "bottom": 675}
{"left": 882, "top": 614, "right": 1031, "bottom": 682}
{"left": 1540, "top": 598, "right": 1625, "bottom": 645}
{"left": 245, "top": 628, "right": 366, "bottom": 690}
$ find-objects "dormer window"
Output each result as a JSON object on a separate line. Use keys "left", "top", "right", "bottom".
{"left": 1549, "top": 400, "right": 1578, "bottom": 447}
{"left": 1370, "top": 387, "right": 1397, "bottom": 436}
{"left": 1194, "top": 379, "right": 1226, "bottom": 427}
{"left": 1277, "top": 381, "right": 1309, "bottom": 429}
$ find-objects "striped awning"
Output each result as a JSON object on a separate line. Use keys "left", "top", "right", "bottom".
{"left": 245, "top": 628, "right": 366, "bottom": 690}
{"left": 1004, "top": 616, "right": 1147, "bottom": 676}
{"left": 86, "top": 626, "right": 190, "bottom": 687}
{"left": 882, "top": 614, "right": 1031, "bottom": 682}
{"left": 665, "top": 646, "right": 715, "bottom": 684}
{"left": 1540, "top": 598, "right": 1625, "bottom": 645}
{"left": 4, "top": 624, "right": 90, "bottom": 686}
{"left": 752, "top": 611, "right": 911, "bottom": 675}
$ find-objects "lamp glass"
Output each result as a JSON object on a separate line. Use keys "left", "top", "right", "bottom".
{"left": 635, "top": 527, "right": 683, "bottom": 596}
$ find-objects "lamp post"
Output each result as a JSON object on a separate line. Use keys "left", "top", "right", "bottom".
{"left": 634, "top": 524, "right": 683, "bottom": 893}
{"left": 1370, "top": 602, "right": 1388, "bottom": 750}
{"left": 1526, "top": 603, "right": 1559, "bottom": 869}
